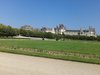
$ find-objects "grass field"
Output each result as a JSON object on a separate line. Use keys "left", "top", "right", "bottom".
{"left": 0, "top": 39, "right": 100, "bottom": 64}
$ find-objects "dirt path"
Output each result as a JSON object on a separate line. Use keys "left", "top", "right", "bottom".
{"left": 0, "top": 52, "right": 100, "bottom": 75}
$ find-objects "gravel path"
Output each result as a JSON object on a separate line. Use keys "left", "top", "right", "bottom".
{"left": 0, "top": 52, "right": 100, "bottom": 75}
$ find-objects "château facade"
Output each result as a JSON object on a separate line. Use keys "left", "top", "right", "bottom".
{"left": 41, "top": 24, "right": 96, "bottom": 37}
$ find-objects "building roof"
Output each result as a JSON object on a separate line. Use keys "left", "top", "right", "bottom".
{"left": 66, "top": 30, "right": 80, "bottom": 32}
{"left": 66, "top": 30, "right": 89, "bottom": 32}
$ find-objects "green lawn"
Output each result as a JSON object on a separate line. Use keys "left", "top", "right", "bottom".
{"left": 0, "top": 39, "right": 100, "bottom": 64}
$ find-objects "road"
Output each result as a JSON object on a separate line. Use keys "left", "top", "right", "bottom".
{"left": 0, "top": 52, "right": 100, "bottom": 75}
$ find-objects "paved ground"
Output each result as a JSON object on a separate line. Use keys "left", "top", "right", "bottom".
{"left": 0, "top": 52, "right": 100, "bottom": 75}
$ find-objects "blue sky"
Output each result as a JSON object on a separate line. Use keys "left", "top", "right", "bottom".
{"left": 0, "top": 0, "right": 100, "bottom": 34}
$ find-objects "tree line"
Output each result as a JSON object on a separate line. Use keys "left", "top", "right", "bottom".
{"left": 0, "top": 24, "right": 54, "bottom": 39}
{"left": 0, "top": 24, "right": 100, "bottom": 41}
{"left": 0, "top": 24, "right": 19, "bottom": 37}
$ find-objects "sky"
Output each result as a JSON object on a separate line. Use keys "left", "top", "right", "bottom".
{"left": 0, "top": 0, "right": 100, "bottom": 34}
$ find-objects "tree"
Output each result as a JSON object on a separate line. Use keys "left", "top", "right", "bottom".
{"left": 62, "top": 32, "right": 65, "bottom": 41}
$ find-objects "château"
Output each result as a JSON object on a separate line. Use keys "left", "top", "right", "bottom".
{"left": 41, "top": 24, "right": 96, "bottom": 37}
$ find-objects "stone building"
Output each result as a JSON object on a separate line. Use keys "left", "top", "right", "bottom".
{"left": 41, "top": 24, "right": 96, "bottom": 37}
{"left": 41, "top": 27, "right": 55, "bottom": 34}
{"left": 64, "top": 26, "right": 96, "bottom": 37}
{"left": 54, "top": 24, "right": 66, "bottom": 34}
{"left": 21, "top": 25, "right": 33, "bottom": 31}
